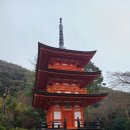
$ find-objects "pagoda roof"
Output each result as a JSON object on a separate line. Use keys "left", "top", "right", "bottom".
{"left": 35, "top": 67, "right": 101, "bottom": 90}
{"left": 32, "top": 91, "right": 108, "bottom": 110}
{"left": 37, "top": 42, "right": 96, "bottom": 67}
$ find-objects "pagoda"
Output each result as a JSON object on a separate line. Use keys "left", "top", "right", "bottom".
{"left": 32, "top": 18, "right": 108, "bottom": 129}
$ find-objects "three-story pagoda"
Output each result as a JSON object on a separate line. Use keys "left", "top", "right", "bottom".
{"left": 32, "top": 18, "right": 108, "bottom": 129}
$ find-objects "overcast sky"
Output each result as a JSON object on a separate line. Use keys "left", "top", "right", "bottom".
{"left": 0, "top": 0, "right": 130, "bottom": 89}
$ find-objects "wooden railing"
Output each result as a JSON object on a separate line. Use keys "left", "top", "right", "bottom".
{"left": 41, "top": 120, "right": 66, "bottom": 129}
{"left": 40, "top": 118, "right": 101, "bottom": 130}
{"left": 77, "top": 118, "right": 101, "bottom": 129}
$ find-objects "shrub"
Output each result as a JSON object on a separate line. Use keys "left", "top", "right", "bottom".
{"left": 125, "top": 120, "right": 130, "bottom": 130}
{"left": 10, "top": 128, "right": 27, "bottom": 130}
{"left": 0, "top": 126, "right": 6, "bottom": 130}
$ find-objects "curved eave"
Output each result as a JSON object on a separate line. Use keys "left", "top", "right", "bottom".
{"left": 35, "top": 68, "right": 101, "bottom": 90}
{"left": 32, "top": 91, "right": 108, "bottom": 110}
{"left": 38, "top": 66, "right": 101, "bottom": 75}
{"left": 37, "top": 42, "right": 96, "bottom": 67}
{"left": 38, "top": 42, "right": 96, "bottom": 55}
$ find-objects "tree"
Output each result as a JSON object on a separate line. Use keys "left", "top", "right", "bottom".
{"left": 108, "top": 71, "right": 130, "bottom": 88}
{"left": 84, "top": 62, "right": 103, "bottom": 93}
{"left": 0, "top": 60, "right": 28, "bottom": 96}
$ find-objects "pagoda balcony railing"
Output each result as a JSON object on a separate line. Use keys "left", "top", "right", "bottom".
{"left": 41, "top": 120, "right": 66, "bottom": 129}
{"left": 40, "top": 118, "right": 102, "bottom": 130}
{"left": 77, "top": 118, "right": 102, "bottom": 130}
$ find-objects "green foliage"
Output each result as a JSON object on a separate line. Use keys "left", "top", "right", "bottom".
{"left": 84, "top": 61, "right": 103, "bottom": 93}
{"left": 6, "top": 96, "right": 17, "bottom": 110}
{"left": 15, "top": 103, "right": 26, "bottom": 113}
{"left": 85, "top": 91, "right": 130, "bottom": 130}
{"left": 23, "top": 71, "right": 35, "bottom": 96}
{"left": 107, "top": 116, "right": 126, "bottom": 130}
{"left": 125, "top": 120, "right": 130, "bottom": 130}
{"left": 2, "top": 95, "right": 40, "bottom": 129}
{"left": 0, "top": 114, "right": 13, "bottom": 129}
{"left": 0, "top": 98, "right": 3, "bottom": 110}
{"left": 0, "top": 126, "right": 6, "bottom": 130}
{"left": 10, "top": 128, "right": 27, "bottom": 130}
{"left": 0, "top": 60, "right": 42, "bottom": 129}
{"left": 84, "top": 62, "right": 100, "bottom": 72}
{"left": 0, "top": 60, "right": 28, "bottom": 95}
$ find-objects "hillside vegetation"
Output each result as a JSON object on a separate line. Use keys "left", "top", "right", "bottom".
{"left": 86, "top": 90, "right": 130, "bottom": 130}
{"left": 0, "top": 60, "right": 28, "bottom": 95}
{"left": 0, "top": 60, "right": 43, "bottom": 130}
{"left": 0, "top": 60, "right": 130, "bottom": 130}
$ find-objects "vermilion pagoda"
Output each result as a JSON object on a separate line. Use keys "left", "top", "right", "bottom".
{"left": 32, "top": 18, "right": 108, "bottom": 129}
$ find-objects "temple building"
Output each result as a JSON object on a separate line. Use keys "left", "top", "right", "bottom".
{"left": 32, "top": 18, "right": 108, "bottom": 129}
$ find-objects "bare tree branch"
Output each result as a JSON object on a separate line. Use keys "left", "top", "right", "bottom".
{"left": 107, "top": 71, "right": 130, "bottom": 89}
